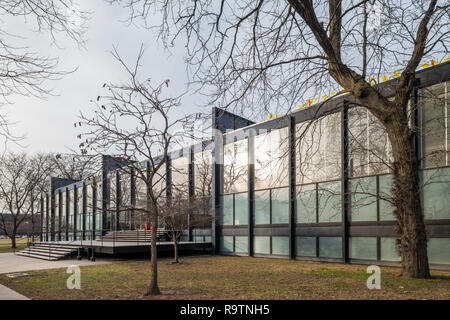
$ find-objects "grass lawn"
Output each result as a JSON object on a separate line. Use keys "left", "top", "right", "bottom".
{"left": 0, "top": 255, "right": 449, "bottom": 300}
{"left": 0, "top": 238, "right": 33, "bottom": 253}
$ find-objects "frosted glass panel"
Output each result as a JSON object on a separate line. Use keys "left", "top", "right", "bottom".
{"left": 271, "top": 188, "right": 289, "bottom": 224}
{"left": 350, "top": 177, "right": 377, "bottom": 221}
{"left": 254, "top": 190, "right": 270, "bottom": 224}
{"left": 220, "top": 236, "right": 233, "bottom": 253}
{"left": 379, "top": 175, "right": 395, "bottom": 221}
{"left": 254, "top": 236, "right": 270, "bottom": 254}
{"left": 296, "top": 237, "right": 316, "bottom": 257}
{"left": 272, "top": 236, "right": 289, "bottom": 255}
{"left": 296, "top": 184, "right": 316, "bottom": 223}
{"left": 319, "top": 237, "right": 342, "bottom": 258}
{"left": 381, "top": 237, "right": 400, "bottom": 262}
{"left": 428, "top": 238, "right": 450, "bottom": 265}
{"left": 423, "top": 167, "right": 450, "bottom": 219}
{"left": 318, "top": 182, "right": 341, "bottom": 223}
{"left": 350, "top": 237, "right": 377, "bottom": 260}
{"left": 235, "top": 236, "right": 248, "bottom": 253}
{"left": 234, "top": 193, "right": 248, "bottom": 225}
{"left": 222, "top": 195, "right": 234, "bottom": 225}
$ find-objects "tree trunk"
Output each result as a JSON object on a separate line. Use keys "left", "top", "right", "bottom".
{"left": 387, "top": 117, "right": 430, "bottom": 278}
{"left": 173, "top": 236, "right": 179, "bottom": 263}
{"left": 146, "top": 202, "right": 160, "bottom": 296}
{"left": 11, "top": 235, "right": 16, "bottom": 249}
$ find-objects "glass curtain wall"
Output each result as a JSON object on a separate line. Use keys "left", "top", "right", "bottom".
{"left": 68, "top": 189, "right": 74, "bottom": 240}
{"left": 108, "top": 173, "right": 117, "bottom": 231}
{"left": 86, "top": 184, "right": 93, "bottom": 239}
{"left": 253, "top": 127, "right": 289, "bottom": 256}
{"left": 76, "top": 186, "right": 82, "bottom": 240}
{"left": 95, "top": 180, "right": 102, "bottom": 234}
{"left": 295, "top": 113, "right": 342, "bottom": 259}
{"left": 422, "top": 81, "right": 450, "bottom": 224}
{"left": 119, "top": 173, "right": 132, "bottom": 230}
{"left": 193, "top": 149, "right": 213, "bottom": 242}
{"left": 221, "top": 138, "right": 248, "bottom": 253}
{"left": 135, "top": 171, "right": 147, "bottom": 230}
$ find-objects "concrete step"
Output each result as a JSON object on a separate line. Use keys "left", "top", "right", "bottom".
{"left": 16, "top": 250, "right": 64, "bottom": 261}
{"left": 26, "top": 246, "right": 74, "bottom": 254}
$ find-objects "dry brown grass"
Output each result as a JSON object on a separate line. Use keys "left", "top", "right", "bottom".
{"left": 0, "top": 255, "right": 449, "bottom": 300}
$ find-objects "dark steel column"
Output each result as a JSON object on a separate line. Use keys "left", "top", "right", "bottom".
{"left": 341, "top": 101, "right": 350, "bottom": 263}
{"left": 65, "top": 188, "right": 69, "bottom": 241}
{"left": 92, "top": 180, "right": 97, "bottom": 239}
{"left": 115, "top": 171, "right": 120, "bottom": 231}
{"left": 188, "top": 148, "right": 195, "bottom": 241}
{"left": 82, "top": 183, "right": 86, "bottom": 240}
{"left": 73, "top": 186, "right": 77, "bottom": 241}
{"left": 40, "top": 196, "right": 44, "bottom": 241}
{"left": 211, "top": 135, "right": 223, "bottom": 255}
{"left": 248, "top": 130, "right": 255, "bottom": 257}
{"left": 288, "top": 116, "right": 297, "bottom": 259}
{"left": 130, "top": 168, "right": 135, "bottom": 230}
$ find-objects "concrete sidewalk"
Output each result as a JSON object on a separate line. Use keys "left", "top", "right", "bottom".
{"left": 0, "top": 252, "right": 111, "bottom": 274}
{"left": 0, "top": 284, "right": 29, "bottom": 300}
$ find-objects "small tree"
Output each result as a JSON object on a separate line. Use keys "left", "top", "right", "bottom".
{"left": 0, "top": 153, "right": 51, "bottom": 248}
{"left": 78, "top": 45, "right": 194, "bottom": 295}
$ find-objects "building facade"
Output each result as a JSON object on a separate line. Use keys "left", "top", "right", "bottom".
{"left": 41, "top": 62, "right": 450, "bottom": 269}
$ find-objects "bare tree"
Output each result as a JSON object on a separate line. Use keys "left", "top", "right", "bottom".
{"left": 110, "top": 0, "right": 450, "bottom": 278}
{"left": 77, "top": 45, "right": 194, "bottom": 295}
{"left": 51, "top": 153, "right": 102, "bottom": 181}
{"left": 0, "top": 152, "right": 52, "bottom": 248}
{"left": 0, "top": 0, "right": 89, "bottom": 145}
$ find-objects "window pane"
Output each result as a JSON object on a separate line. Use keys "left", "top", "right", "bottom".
{"left": 171, "top": 156, "right": 189, "bottom": 198}
{"left": 428, "top": 238, "right": 450, "bottom": 265}
{"left": 224, "top": 140, "right": 248, "bottom": 193}
{"left": 319, "top": 237, "right": 342, "bottom": 258}
{"left": 350, "top": 177, "right": 377, "bottom": 221}
{"left": 255, "top": 127, "right": 289, "bottom": 189}
{"left": 380, "top": 237, "right": 400, "bottom": 262}
{"left": 272, "top": 236, "right": 289, "bottom": 255}
{"left": 422, "top": 82, "right": 448, "bottom": 168}
{"left": 318, "top": 181, "right": 341, "bottom": 223}
{"left": 296, "top": 113, "right": 341, "bottom": 184}
{"left": 296, "top": 184, "right": 316, "bottom": 223}
{"left": 272, "top": 188, "right": 289, "bottom": 224}
{"left": 349, "top": 107, "right": 392, "bottom": 176}
{"left": 234, "top": 192, "right": 248, "bottom": 225}
{"left": 296, "top": 237, "right": 316, "bottom": 257}
{"left": 423, "top": 167, "right": 450, "bottom": 219}
{"left": 350, "top": 237, "right": 377, "bottom": 260}
{"left": 379, "top": 175, "right": 395, "bottom": 221}
{"left": 235, "top": 236, "right": 248, "bottom": 253}
{"left": 254, "top": 190, "right": 270, "bottom": 224}
{"left": 221, "top": 195, "right": 233, "bottom": 225}
{"left": 220, "top": 236, "right": 233, "bottom": 253}
{"left": 254, "top": 236, "right": 270, "bottom": 254}
{"left": 194, "top": 149, "right": 212, "bottom": 198}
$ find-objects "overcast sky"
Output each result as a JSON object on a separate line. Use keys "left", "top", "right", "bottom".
{"left": 4, "top": 0, "right": 207, "bottom": 155}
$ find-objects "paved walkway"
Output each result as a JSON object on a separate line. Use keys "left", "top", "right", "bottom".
{"left": 0, "top": 252, "right": 111, "bottom": 274}
{"left": 0, "top": 284, "right": 29, "bottom": 300}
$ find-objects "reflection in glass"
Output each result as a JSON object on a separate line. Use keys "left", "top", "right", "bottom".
{"left": 349, "top": 107, "right": 392, "bottom": 177}
{"left": 223, "top": 140, "right": 248, "bottom": 194}
{"left": 423, "top": 167, "right": 450, "bottom": 219}
{"left": 422, "top": 81, "right": 449, "bottom": 168}
{"left": 235, "top": 236, "right": 248, "bottom": 253}
{"left": 271, "top": 188, "right": 289, "bottom": 224}
{"left": 254, "top": 190, "right": 270, "bottom": 225}
{"left": 254, "top": 127, "right": 289, "bottom": 189}
{"left": 296, "top": 184, "right": 316, "bottom": 223}
{"left": 379, "top": 175, "right": 395, "bottom": 221}
{"left": 380, "top": 237, "right": 400, "bottom": 262}
{"left": 272, "top": 236, "right": 289, "bottom": 255}
{"left": 318, "top": 181, "right": 341, "bottom": 223}
{"left": 296, "top": 113, "right": 341, "bottom": 184}
{"left": 234, "top": 192, "right": 248, "bottom": 225}
{"left": 350, "top": 177, "right": 377, "bottom": 222}
{"left": 254, "top": 236, "right": 270, "bottom": 254}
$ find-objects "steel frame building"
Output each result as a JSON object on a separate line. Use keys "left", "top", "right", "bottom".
{"left": 41, "top": 61, "right": 450, "bottom": 269}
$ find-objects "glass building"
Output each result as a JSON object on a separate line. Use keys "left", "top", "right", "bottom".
{"left": 40, "top": 62, "right": 450, "bottom": 269}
